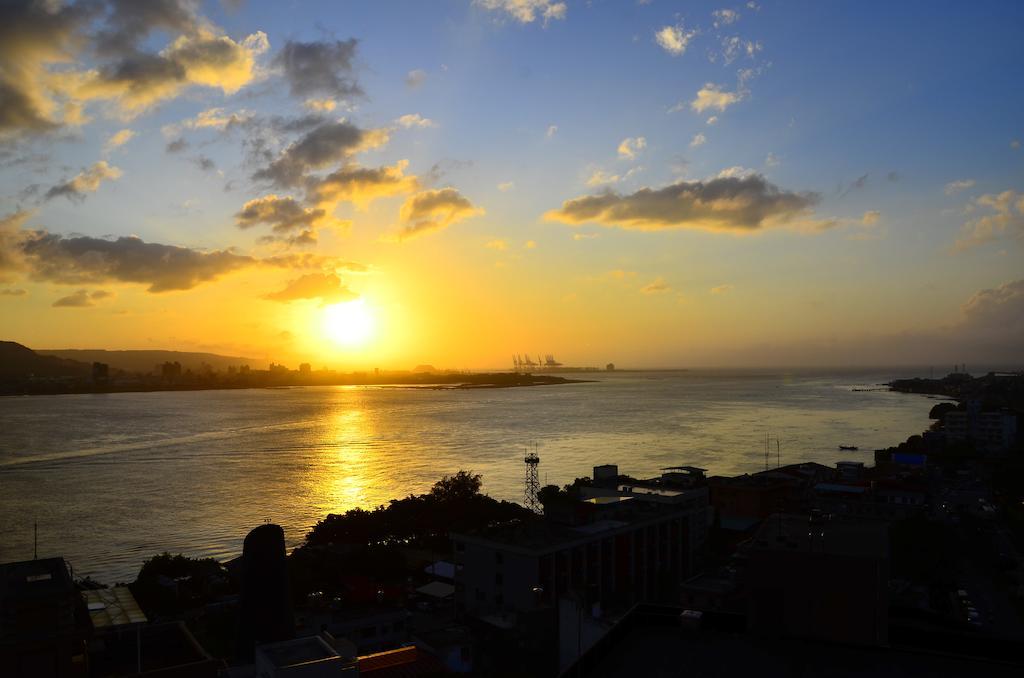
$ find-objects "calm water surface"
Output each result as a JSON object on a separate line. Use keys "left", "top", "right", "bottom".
{"left": 0, "top": 369, "right": 941, "bottom": 582}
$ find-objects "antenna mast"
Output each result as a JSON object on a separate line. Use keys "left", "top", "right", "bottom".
{"left": 524, "top": 449, "right": 541, "bottom": 513}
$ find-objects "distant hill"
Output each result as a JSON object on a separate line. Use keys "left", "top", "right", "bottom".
{"left": 0, "top": 341, "right": 91, "bottom": 379}
{"left": 35, "top": 349, "right": 261, "bottom": 374}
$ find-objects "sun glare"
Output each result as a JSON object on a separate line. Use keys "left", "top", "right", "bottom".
{"left": 323, "top": 299, "right": 375, "bottom": 347}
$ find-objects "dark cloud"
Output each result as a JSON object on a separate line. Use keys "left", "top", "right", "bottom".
{"left": 236, "top": 195, "right": 326, "bottom": 233}
{"left": 307, "top": 161, "right": 419, "bottom": 208}
{"left": 17, "top": 231, "right": 254, "bottom": 292}
{"left": 262, "top": 253, "right": 367, "bottom": 273}
{"left": 166, "top": 137, "right": 189, "bottom": 153}
{"left": 397, "top": 187, "right": 483, "bottom": 240}
{"left": 1, "top": 287, "right": 27, "bottom": 296}
{"left": 192, "top": 154, "right": 215, "bottom": 171}
{"left": 93, "top": 0, "right": 200, "bottom": 58}
{"left": 44, "top": 161, "right": 122, "bottom": 202}
{"left": 272, "top": 39, "right": 361, "bottom": 99}
{"left": 252, "top": 121, "right": 388, "bottom": 188}
{"left": 0, "top": 0, "right": 95, "bottom": 137}
{"left": 887, "top": 171, "right": 900, "bottom": 183}
{"left": 52, "top": 288, "right": 112, "bottom": 308}
{"left": 264, "top": 272, "right": 358, "bottom": 305}
{"left": 839, "top": 173, "right": 869, "bottom": 197}
{"left": 545, "top": 174, "right": 819, "bottom": 232}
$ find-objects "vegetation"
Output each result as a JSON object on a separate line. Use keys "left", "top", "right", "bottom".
{"left": 305, "top": 471, "right": 533, "bottom": 551}
{"left": 130, "top": 552, "right": 233, "bottom": 617}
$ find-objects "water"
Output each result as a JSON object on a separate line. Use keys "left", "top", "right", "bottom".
{"left": 0, "top": 369, "right": 941, "bottom": 583}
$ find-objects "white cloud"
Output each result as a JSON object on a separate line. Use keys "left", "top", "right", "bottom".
{"left": 712, "top": 9, "right": 740, "bottom": 27}
{"left": 655, "top": 23, "right": 697, "bottom": 56}
{"left": 617, "top": 136, "right": 647, "bottom": 159}
{"left": 710, "top": 283, "right": 734, "bottom": 294}
{"left": 861, "top": 210, "right": 881, "bottom": 226}
{"left": 395, "top": 113, "right": 436, "bottom": 129}
{"left": 546, "top": 124, "right": 558, "bottom": 138}
{"left": 765, "top": 152, "right": 779, "bottom": 167}
{"left": 944, "top": 179, "right": 976, "bottom": 195}
{"left": 690, "top": 133, "right": 706, "bottom": 148}
{"left": 690, "top": 83, "right": 744, "bottom": 113}
{"left": 405, "top": 69, "right": 427, "bottom": 88}
{"left": 953, "top": 189, "right": 1024, "bottom": 251}
{"left": 476, "top": 0, "right": 567, "bottom": 24}
{"left": 104, "top": 128, "right": 135, "bottom": 152}
{"left": 498, "top": 181, "right": 515, "bottom": 192}
{"left": 706, "top": 116, "right": 719, "bottom": 125}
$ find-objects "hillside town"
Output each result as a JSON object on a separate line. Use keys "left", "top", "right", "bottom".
{"left": 2, "top": 373, "right": 1023, "bottom": 676}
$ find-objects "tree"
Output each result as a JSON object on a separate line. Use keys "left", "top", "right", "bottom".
{"left": 429, "top": 470, "right": 482, "bottom": 502}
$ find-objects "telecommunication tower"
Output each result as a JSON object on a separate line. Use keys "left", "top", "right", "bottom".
{"left": 524, "top": 450, "right": 541, "bottom": 513}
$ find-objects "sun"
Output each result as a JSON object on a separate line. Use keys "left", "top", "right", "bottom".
{"left": 322, "top": 299, "right": 375, "bottom": 347}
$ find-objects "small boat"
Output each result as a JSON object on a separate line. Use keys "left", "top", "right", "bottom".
{"left": 838, "top": 445, "right": 859, "bottom": 451}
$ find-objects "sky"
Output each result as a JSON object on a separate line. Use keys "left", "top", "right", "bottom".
{"left": 1, "top": 0, "right": 1022, "bottom": 370}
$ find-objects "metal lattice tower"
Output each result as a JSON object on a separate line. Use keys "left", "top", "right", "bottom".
{"left": 524, "top": 451, "right": 541, "bottom": 513}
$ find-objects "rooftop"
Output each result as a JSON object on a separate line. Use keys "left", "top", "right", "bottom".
{"left": 746, "top": 513, "right": 888, "bottom": 559}
{"left": 257, "top": 635, "right": 339, "bottom": 668}
{"left": 83, "top": 586, "right": 147, "bottom": 628}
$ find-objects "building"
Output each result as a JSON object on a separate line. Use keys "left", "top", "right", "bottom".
{"left": 0, "top": 557, "right": 91, "bottom": 677}
{"left": 90, "top": 621, "right": 222, "bottom": 677}
{"left": 452, "top": 472, "right": 708, "bottom": 621}
{"left": 742, "top": 513, "right": 889, "bottom": 646}
{"left": 945, "top": 400, "right": 1019, "bottom": 453}
{"left": 254, "top": 636, "right": 355, "bottom": 677}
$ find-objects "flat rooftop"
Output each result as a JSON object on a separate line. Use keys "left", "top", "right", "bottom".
{"left": 258, "top": 635, "right": 339, "bottom": 667}
{"left": 747, "top": 513, "right": 888, "bottom": 559}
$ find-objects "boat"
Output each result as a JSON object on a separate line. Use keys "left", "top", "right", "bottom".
{"left": 838, "top": 445, "right": 859, "bottom": 451}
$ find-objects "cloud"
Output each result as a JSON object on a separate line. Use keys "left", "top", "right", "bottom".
{"left": 524, "top": 240, "right": 536, "bottom": 249}
{"left": 944, "top": 178, "right": 976, "bottom": 196}
{"left": 497, "top": 181, "right": 515, "bottom": 192}
{"left": 45, "top": 161, "right": 122, "bottom": 201}
{"left": 861, "top": 210, "right": 881, "bottom": 225}
{"left": 5, "top": 227, "right": 254, "bottom": 292}
{"left": 586, "top": 166, "right": 643, "bottom": 186}
{"left": 235, "top": 194, "right": 337, "bottom": 235}
{"left": 253, "top": 120, "right": 389, "bottom": 187}
{"left": 765, "top": 152, "right": 779, "bottom": 167}
{"left": 710, "top": 283, "right": 734, "bottom": 294}
{"left": 476, "top": 0, "right": 567, "bottom": 24}
{"left": 690, "top": 133, "right": 706, "bottom": 148}
{"left": 69, "top": 29, "right": 270, "bottom": 117}
{"left": 961, "top": 278, "right": 1024, "bottom": 334}
{"left": 573, "top": 232, "right": 599, "bottom": 241}
{"left": 192, "top": 155, "right": 215, "bottom": 172}
{"left": 304, "top": 98, "right": 338, "bottom": 112}
{"left": 655, "top": 23, "right": 697, "bottom": 56}
{"left": 396, "top": 187, "right": 484, "bottom": 240}
{"left": 166, "top": 106, "right": 253, "bottom": 135}
{"left": 93, "top": 0, "right": 202, "bottom": 58}
{"left": 307, "top": 160, "right": 419, "bottom": 210}
{"left": 546, "top": 174, "right": 819, "bottom": 233}
{"left": 104, "top": 128, "right": 136, "bottom": 151}
{"left": 166, "top": 137, "right": 189, "bottom": 153}
{"left": 617, "top": 136, "right": 646, "bottom": 159}
{"left": 706, "top": 115, "right": 719, "bottom": 125}
{"left": 641, "top": 277, "right": 670, "bottom": 294}
{"left": 0, "top": 0, "right": 94, "bottom": 136}
{"left": 264, "top": 272, "right": 357, "bottom": 305}
{"left": 1, "top": 287, "right": 27, "bottom": 296}
{"left": 405, "top": 69, "right": 427, "bottom": 88}
{"left": 607, "top": 269, "right": 635, "bottom": 280}
{"left": 953, "top": 189, "right": 1024, "bottom": 251}
{"left": 712, "top": 8, "right": 740, "bottom": 27}
{"left": 1011, "top": 139, "right": 1021, "bottom": 150}
{"left": 395, "top": 113, "right": 436, "bottom": 129}
{"left": 52, "top": 288, "right": 111, "bottom": 308}
{"left": 485, "top": 239, "right": 508, "bottom": 250}
{"left": 690, "top": 83, "right": 744, "bottom": 113}
{"left": 546, "top": 124, "right": 558, "bottom": 138}
{"left": 272, "top": 38, "right": 361, "bottom": 100}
